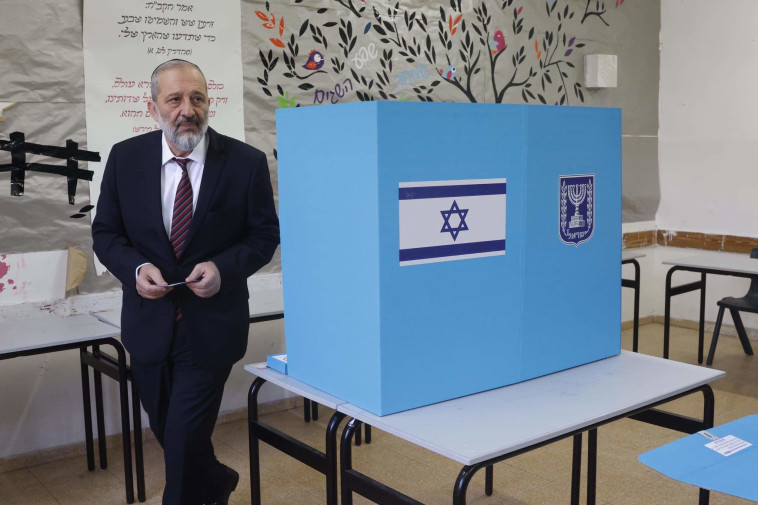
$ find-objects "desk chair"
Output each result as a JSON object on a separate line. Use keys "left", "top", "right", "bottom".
{"left": 706, "top": 247, "right": 758, "bottom": 366}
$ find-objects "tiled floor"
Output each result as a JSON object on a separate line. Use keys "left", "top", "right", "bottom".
{"left": 2, "top": 323, "right": 757, "bottom": 505}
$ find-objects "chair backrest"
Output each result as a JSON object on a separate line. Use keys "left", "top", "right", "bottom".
{"left": 747, "top": 247, "right": 758, "bottom": 300}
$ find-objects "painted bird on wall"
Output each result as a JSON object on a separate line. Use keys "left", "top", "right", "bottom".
{"left": 490, "top": 29, "right": 506, "bottom": 54}
{"left": 303, "top": 50, "right": 325, "bottom": 71}
{"left": 439, "top": 64, "right": 457, "bottom": 80}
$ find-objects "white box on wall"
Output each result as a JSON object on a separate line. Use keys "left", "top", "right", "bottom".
{"left": 585, "top": 54, "right": 618, "bottom": 88}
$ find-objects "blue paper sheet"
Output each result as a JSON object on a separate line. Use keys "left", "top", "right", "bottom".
{"left": 639, "top": 415, "right": 758, "bottom": 502}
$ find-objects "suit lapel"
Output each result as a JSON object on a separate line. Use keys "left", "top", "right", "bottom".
{"left": 184, "top": 127, "right": 227, "bottom": 250}
{"left": 141, "top": 132, "right": 174, "bottom": 255}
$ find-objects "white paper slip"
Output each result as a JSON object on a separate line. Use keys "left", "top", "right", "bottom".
{"left": 705, "top": 435, "right": 752, "bottom": 456}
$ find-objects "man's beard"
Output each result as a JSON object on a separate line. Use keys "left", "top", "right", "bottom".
{"left": 156, "top": 110, "right": 208, "bottom": 152}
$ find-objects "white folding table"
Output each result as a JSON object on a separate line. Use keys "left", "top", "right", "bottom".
{"left": 662, "top": 253, "right": 758, "bottom": 363}
{"left": 0, "top": 314, "right": 139, "bottom": 503}
{"left": 246, "top": 351, "right": 723, "bottom": 505}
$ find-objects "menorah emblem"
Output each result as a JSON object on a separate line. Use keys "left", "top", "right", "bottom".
{"left": 559, "top": 174, "right": 594, "bottom": 246}
{"left": 568, "top": 183, "right": 587, "bottom": 229}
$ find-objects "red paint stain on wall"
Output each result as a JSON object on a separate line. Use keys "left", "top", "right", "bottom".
{"left": 0, "top": 261, "right": 9, "bottom": 295}
{"left": 7, "top": 279, "right": 13, "bottom": 285}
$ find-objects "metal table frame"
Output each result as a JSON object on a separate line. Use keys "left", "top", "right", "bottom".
{"left": 339, "top": 384, "right": 715, "bottom": 505}
{"left": 248, "top": 377, "right": 346, "bottom": 505}
{"left": 1, "top": 336, "right": 139, "bottom": 503}
{"left": 663, "top": 258, "right": 758, "bottom": 363}
{"left": 622, "top": 253, "right": 642, "bottom": 352}
{"left": 81, "top": 308, "right": 286, "bottom": 503}
{"left": 79, "top": 343, "right": 145, "bottom": 502}
{"left": 246, "top": 362, "right": 372, "bottom": 505}
{"left": 247, "top": 352, "right": 721, "bottom": 505}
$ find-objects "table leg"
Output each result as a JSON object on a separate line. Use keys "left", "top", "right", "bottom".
{"left": 325, "top": 411, "right": 347, "bottom": 505}
{"left": 587, "top": 429, "right": 597, "bottom": 505}
{"left": 484, "top": 465, "right": 493, "bottom": 496}
{"left": 632, "top": 260, "right": 641, "bottom": 353}
{"left": 699, "top": 488, "right": 710, "bottom": 505}
{"left": 699, "top": 386, "right": 714, "bottom": 505}
{"left": 664, "top": 267, "right": 707, "bottom": 361}
{"left": 341, "top": 418, "right": 424, "bottom": 505}
{"left": 93, "top": 345, "right": 107, "bottom": 470}
{"left": 312, "top": 401, "right": 319, "bottom": 421}
{"left": 571, "top": 433, "right": 582, "bottom": 505}
{"left": 365, "top": 424, "right": 372, "bottom": 444}
{"left": 304, "top": 398, "right": 311, "bottom": 423}
{"left": 698, "top": 273, "right": 707, "bottom": 364}
{"left": 79, "top": 354, "right": 95, "bottom": 472}
{"left": 452, "top": 464, "right": 479, "bottom": 505}
{"left": 664, "top": 268, "right": 674, "bottom": 359}
{"left": 702, "top": 385, "right": 715, "bottom": 429}
{"left": 340, "top": 419, "right": 359, "bottom": 505}
{"left": 131, "top": 379, "right": 146, "bottom": 502}
{"left": 111, "top": 341, "right": 134, "bottom": 504}
{"left": 248, "top": 378, "right": 265, "bottom": 505}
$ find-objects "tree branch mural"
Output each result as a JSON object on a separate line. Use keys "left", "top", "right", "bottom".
{"left": 252, "top": 0, "right": 620, "bottom": 116}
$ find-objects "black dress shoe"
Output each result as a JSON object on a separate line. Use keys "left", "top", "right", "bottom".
{"left": 207, "top": 465, "right": 239, "bottom": 505}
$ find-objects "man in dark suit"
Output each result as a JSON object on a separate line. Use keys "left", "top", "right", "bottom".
{"left": 92, "top": 59, "right": 279, "bottom": 505}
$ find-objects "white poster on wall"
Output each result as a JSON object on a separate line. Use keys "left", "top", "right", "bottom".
{"left": 83, "top": 0, "right": 244, "bottom": 274}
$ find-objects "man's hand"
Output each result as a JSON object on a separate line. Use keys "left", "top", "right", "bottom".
{"left": 186, "top": 261, "right": 221, "bottom": 298}
{"left": 136, "top": 264, "right": 172, "bottom": 299}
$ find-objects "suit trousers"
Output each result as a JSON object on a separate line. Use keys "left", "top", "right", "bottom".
{"left": 131, "top": 323, "right": 232, "bottom": 505}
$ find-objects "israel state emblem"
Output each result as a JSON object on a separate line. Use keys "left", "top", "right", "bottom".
{"left": 559, "top": 174, "right": 594, "bottom": 246}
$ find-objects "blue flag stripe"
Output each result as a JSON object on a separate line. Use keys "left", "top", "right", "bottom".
{"left": 399, "top": 240, "right": 506, "bottom": 262}
{"left": 399, "top": 183, "right": 507, "bottom": 200}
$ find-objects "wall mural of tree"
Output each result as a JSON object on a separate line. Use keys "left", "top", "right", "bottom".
{"left": 256, "top": 0, "right": 623, "bottom": 107}
{"left": 249, "top": 0, "right": 626, "bottom": 159}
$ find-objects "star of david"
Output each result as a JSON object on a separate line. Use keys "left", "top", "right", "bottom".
{"left": 440, "top": 200, "right": 469, "bottom": 241}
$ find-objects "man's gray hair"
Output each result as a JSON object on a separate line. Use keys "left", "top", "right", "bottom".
{"left": 150, "top": 59, "right": 206, "bottom": 101}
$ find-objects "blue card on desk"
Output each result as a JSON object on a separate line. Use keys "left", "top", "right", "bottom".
{"left": 639, "top": 415, "right": 758, "bottom": 501}
{"left": 267, "top": 353, "right": 288, "bottom": 374}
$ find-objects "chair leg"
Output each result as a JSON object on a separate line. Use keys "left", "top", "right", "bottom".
{"left": 729, "top": 309, "right": 754, "bottom": 356}
{"left": 706, "top": 306, "right": 726, "bottom": 366}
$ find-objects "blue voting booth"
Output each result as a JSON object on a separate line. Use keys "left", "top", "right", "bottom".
{"left": 276, "top": 102, "right": 621, "bottom": 415}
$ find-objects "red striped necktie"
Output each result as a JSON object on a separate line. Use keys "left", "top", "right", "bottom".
{"left": 170, "top": 157, "right": 193, "bottom": 258}
{"left": 170, "top": 157, "right": 192, "bottom": 322}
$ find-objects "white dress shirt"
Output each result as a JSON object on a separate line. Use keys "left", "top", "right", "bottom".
{"left": 136, "top": 132, "right": 208, "bottom": 278}
{"left": 160, "top": 132, "right": 207, "bottom": 236}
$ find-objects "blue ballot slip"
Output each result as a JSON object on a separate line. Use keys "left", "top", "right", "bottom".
{"left": 639, "top": 415, "right": 758, "bottom": 502}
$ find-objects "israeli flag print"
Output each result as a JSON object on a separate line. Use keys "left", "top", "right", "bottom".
{"left": 398, "top": 179, "right": 506, "bottom": 266}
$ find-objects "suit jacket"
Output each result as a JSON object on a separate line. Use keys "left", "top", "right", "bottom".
{"left": 92, "top": 128, "right": 280, "bottom": 369}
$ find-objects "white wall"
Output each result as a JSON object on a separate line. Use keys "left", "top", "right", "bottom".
{"left": 657, "top": 0, "right": 758, "bottom": 235}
